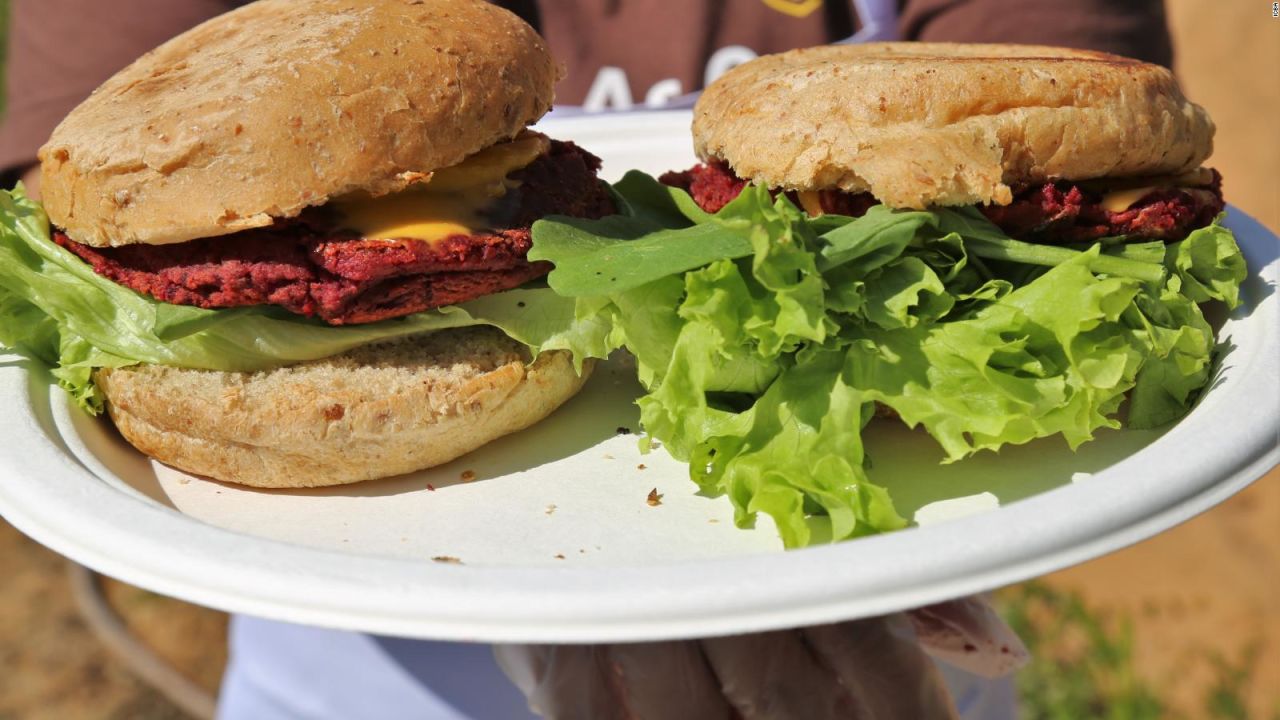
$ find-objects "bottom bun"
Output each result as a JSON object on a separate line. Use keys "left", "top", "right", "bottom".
{"left": 96, "top": 327, "right": 592, "bottom": 488}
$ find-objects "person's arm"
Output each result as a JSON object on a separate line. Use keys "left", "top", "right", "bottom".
{"left": 0, "top": 0, "right": 243, "bottom": 191}
{"left": 898, "top": 0, "right": 1173, "bottom": 67}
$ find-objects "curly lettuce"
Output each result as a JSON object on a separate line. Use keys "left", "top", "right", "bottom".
{"left": 530, "top": 173, "right": 1245, "bottom": 547}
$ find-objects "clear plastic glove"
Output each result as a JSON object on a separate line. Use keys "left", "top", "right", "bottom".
{"left": 907, "top": 596, "right": 1029, "bottom": 679}
{"left": 494, "top": 596, "right": 1027, "bottom": 720}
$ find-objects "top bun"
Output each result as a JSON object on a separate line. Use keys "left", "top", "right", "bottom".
{"left": 693, "top": 43, "right": 1214, "bottom": 209}
{"left": 39, "top": 0, "right": 558, "bottom": 248}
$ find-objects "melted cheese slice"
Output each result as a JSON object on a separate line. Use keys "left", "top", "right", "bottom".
{"left": 1095, "top": 167, "right": 1215, "bottom": 213}
{"left": 334, "top": 132, "right": 551, "bottom": 243}
{"left": 1099, "top": 186, "right": 1160, "bottom": 212}
{"left": 796, "top": 191, "right": 825, "bottom": 217}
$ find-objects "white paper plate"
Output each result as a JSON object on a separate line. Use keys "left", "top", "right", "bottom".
{"left": 2, "top": 112, "right": 1277, "bottom": 643}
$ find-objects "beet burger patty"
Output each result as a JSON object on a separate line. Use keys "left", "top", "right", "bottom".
{"left": 662, "top": 160, "right": 1224, "bottom": 244}
{"left": 57, "top": 136, "right": 613, "bottom": 325}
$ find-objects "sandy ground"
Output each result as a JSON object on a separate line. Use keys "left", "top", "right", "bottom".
{"left": 1, "top": 3, "right": 1277, "bottom": 719}
{"left": 0, "top": 521, "right": 225, "bottom": 720}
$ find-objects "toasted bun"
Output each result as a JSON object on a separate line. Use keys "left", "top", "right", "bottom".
{"left": 96, "top": 328, "right": 591, "bottom": 488}
{"left": 693, "top": 43, "right": 1214, "bottom": 209}
{"left": 39, "top": 0, "right": 557, "bottom": 248}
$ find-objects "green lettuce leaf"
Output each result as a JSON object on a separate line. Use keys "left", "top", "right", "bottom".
{"left": 0, "top": 187, "right": 600, "bottom": 413}
{"left": 528, "top": 171, "right": 797, "bottom": 297}
{"left": 846, "top": 251, "right": 1146, "bottom": 460}
{"left": 1164, "top": 216, "right": 1247, "bottom": 308}
{"left": 530, "top": 174, "right": 1246, "bottom": 547}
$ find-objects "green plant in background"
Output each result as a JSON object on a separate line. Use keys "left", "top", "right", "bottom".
{"left": 1203, "top": 643, "right": 1263, "bottom": 720}
{"left": 1000, "top": 583, "right": 1164, "bottom": 720}
{"left": 998, "top": 583, "right": 1269, "bottom": 720}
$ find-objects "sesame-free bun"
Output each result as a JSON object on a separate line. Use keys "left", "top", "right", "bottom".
{"left": 693, "top": 43, "right": 1214, "bottom": 209}
{"left": 39, "top": 0, "right": 557, "bottom": 248}
{"left": 96, "top": 328, "right": 591, "bottom": 488}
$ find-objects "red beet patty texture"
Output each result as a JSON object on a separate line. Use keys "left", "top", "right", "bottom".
{"left": 660, "top": 161, "right": 1224, "bottom": 243}
{"left": 57, "top": 140, "right": 614, "bottom": 325}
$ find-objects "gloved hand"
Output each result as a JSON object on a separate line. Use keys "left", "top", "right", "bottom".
{"left": 494, "top": 596, "right": 1027, "bottom": 720}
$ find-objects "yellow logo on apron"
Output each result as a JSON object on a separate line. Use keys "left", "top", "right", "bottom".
{"left": 761, "top": 0, "right": 824, "bottom": 18}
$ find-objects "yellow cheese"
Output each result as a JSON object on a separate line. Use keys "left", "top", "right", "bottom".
{"left": 1093, "top": 167, "right": 1214, "bottom": 213}
{"left": 336, "top": 192, "right": 476, "bottom": 244}
{"left": 334, "top": 132, "right": 550, "bottom": 243}
{"left": 796, "top": 191, "right": 825, "bottom": 216}
{"left": 1099, "top": 186, "right": 1159, "bottom": 213}
{"left": 427, "top": 132, "right": 550, "bottom": 194}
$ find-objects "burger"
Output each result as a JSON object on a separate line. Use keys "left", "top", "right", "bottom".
{"left": 668, "top": 43, "right": 1224, "bottom": 245}
{"left": 526, "top": 43, "right": 1247, "bottom": 547}
{"left": 0, "top": 0, "right": 614, "bottom": 488}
